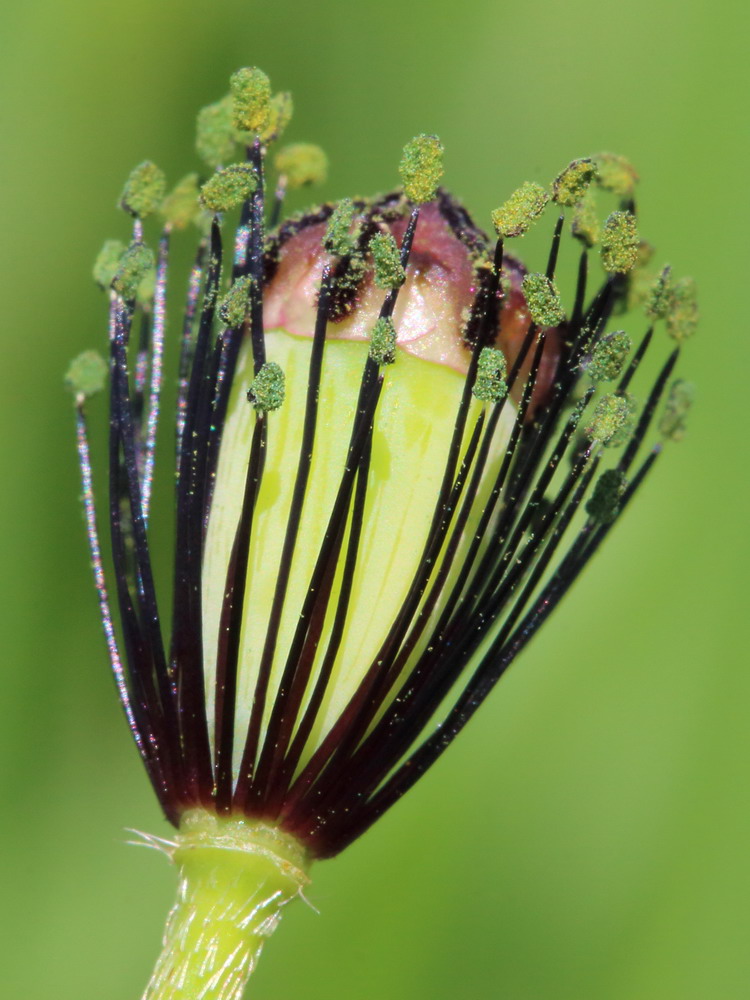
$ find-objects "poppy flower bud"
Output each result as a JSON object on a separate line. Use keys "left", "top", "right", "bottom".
{"left": 73, "top": 68, "right": 696, "bottom": 1000}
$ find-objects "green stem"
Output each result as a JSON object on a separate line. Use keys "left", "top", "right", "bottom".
{"left": 143, "top": 810, "right": 312, "bottom": 1000}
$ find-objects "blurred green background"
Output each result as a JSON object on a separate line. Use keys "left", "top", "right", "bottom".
{"left": 1, "top": 1, "right": 748, "bottom": 997}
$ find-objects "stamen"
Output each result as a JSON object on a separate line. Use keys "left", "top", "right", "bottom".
{"left": 586, "top": 468, "right": 627, "bottom": 524}
{"left": 196, "top": 96, "right": 236, "bottom": 169}
{"left": 399, "top": 134, "right": 444, "bottom": 204}
{"left": 368, "top": 317, "right": 397, "bottom": 366}
{"left": 274, "top": 143, "right": 328, "bottom": 190}
{"left": 522, "top": 272, "right": 566, "bottom": 327}
{"left": 248, "top": 362, "right": 285, "bottom": 412}
{"left": 491, "top": 181, "right": 549, "bottom": 238}
{"left": 585, "top": 330, "right": 632, "bottom": 383}
{"left": 141, "top": 231, "right": 170, "bottom": 525}
{"left": 473, "top": 347, "right": 508, "bottom": 402}
{"left": 666, "top": 277, "right": 699, "bottom": 342}
{"left": 370, "top": 231, "right": 405, "bottom": 290}
{"left": 112, "top": 242, "right": 155, "bottom": 301}
{"left": 571, "top": 190, "right": 600, "bottom": 247}
{"left": 593, "top": 152, "right": 639, "bottom": 198}
{"left": 160, "top": 174, "right": 201, "bottom": 231}
{"left": 230, "top": 67, "right": 272, "bottom": 136}
{"left": 200, "top": 164, "right": 257, "bottom": 213}
{"left": 659, "top": 378, "right": 694, "bottom": 442}
{"left": 601, "top": 210, "right": 639, "bottom": 274}
{"left": 552, "top": 158, "right": 597, "bottom": 206}
{"left": 120, "top": 161, "right": 166, "bottom": 219}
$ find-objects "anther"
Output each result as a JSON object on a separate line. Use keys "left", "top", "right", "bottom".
{"left": 552, "top": 158, "right": 597, "bottom": 207}
{"left": 369, "top": 317, "right": 398, "bottom": 366}
{"left": 492, "top": 182, "right": 549, "bottom": 238}
{"left": 600, "top": 210, "right": 639, "bottom": 274}
{"left": 230, "top": 67, "right": 272, "bottom": 136}
{"left": 120, "top": 161, "right": 167, "bottom": 219}
{"left": 399, "top": 134, "right": 444, "bottom": 204}
{"left": 521, "top": 273, "right": 565, "bottom": 327}
{"left": 274, "top": 144, "right": 328, "bottom": 189}
{"left": 472, "top": 347, "right": 508, "bottom": 403}
{"left": 200, "top": 164, "right": 257, "bottom": 213}
{"left": 370, "top": 232, "right": 405, "bottom": 290}
{"left": 247, "top": 362, "right": 285, "bottom": 412}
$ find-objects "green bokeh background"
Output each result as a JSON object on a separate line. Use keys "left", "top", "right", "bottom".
{"left": 1, "top": 1, "right": 747, "bottom": 997}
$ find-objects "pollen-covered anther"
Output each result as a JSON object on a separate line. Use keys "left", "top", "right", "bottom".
{"left": 473, "top": 347, "right": 508, "bottom": 403}
{"left": 593, "top": 152, "right": 639, "bottom": 198}
{"left": 492, "top": 182, "right": 549, "bottom": 238}
{"left": 323, "top": 198, "right": 358, "bottom": 257}
{"left": 399, "top": 134, "right": 444, "bottom": 204}
{"left": 644, "top": 265, "right": 673, "bottom": 320}
{"left": 586, "top": 331, "right": 632, "bottom": 383}
{"left": 219, "top": 276, "right": 253, "bottom": 327}
{"left": 160, "top": 174, "right": 201, "bottom": 230}
{"left": 247, "top": 361, "right": 285, "bottom": 412}
{"left": 586, "top": 393, "right": 633, "bottom": 445}
{"left": 262, "top": 92, "right": 294, "bottom": 144}
{"left": 65, "top": 350, "right": 108, "bottom": 400}
{"left": 571, "top": 190, "right": 600, "bottom": 247}
{"left": 601, "top": 210, "right": 639, "bottom": 274}
{"left": 521, "top": 272, "right": 566, "bottom": 327}
{"left": 200, "top": 164, "right": 257, "bottom": 213}
{"left": 659, "top": 378, "right": 694, "bottom": 441}
{"left": 112, "top": 242, "right": 155, "bottom": 300}
{"left": 369, "top": 317, "right": 398, "bottom": 365}
{"left": 370, "top": 231, "right": 405, "bottom": 290}
{"left": 274, "top": 143, "right": 328, "bottom": 189}
{"left": 93, "top": 239, "right": 127, "bottom": 290}
{"left": 230, "top": 67, "right": 272, "bottom": 136}
{"left": 120, "top": 161, "right": 167, "bottom": 219}
{"left": 666, "top": 277, "right": 699, "bottom": 342}
{"left": 552, "top": 158, "right": 598, "bottom": 207}
{"left": 196, "top": 96, "right": 236, "bottom": 168}
{"left": 585, "top": 468, "right": 627, "bottom": 524}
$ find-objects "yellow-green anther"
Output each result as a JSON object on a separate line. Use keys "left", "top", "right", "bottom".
{"left": 399, "top": 134, "right": 444, "bottom": 204}
{"left": 248, "top": 361, "right": 285, "bottom": 412}
{"left": 120, "top": 161, "right": 167, "bottom": 219}
{"left": 552, "top": 158, "right": 597, "bottom": 207}
{"left": 219, "top": 276, "right": 253, "bottom": 327}
{"left": 571, "top": 189, "right": 600, "bottom": 247}
{"left": 200, "top": 164, "right": 257, "bottom": 213}
{"left": 659, "top": 379, "right": 694, "bottom": 441}
{"left": 274, "top": 143, "right": 328, "bottom": 189}
{"left": 136, "top": 265, "right": 156, "bottom": 306}
{"left": 65, "top": 350, "right": 108, "bottom": 398}
{"left": 587, "top": 331, "right": 632, "bottom": 383}
{"left": 370, "top": 232, "right": 405, "bottom": 290}
{"left": 196, "top": 96, "right": 236, "bottom": 168}
{"left": 324, "top": 199, "right": 357, "bottom": 256}
{"left": 587, "top": 393, "right": 633, "bottom": 445}
{"left": 601, "top": 211, "right": 639, "bottom": 274}
{"left": 593, "top": 152, "right": 639, "bottom": 198}
{"left": 644, "top": 265, "right": 673, "bottom": 320}
{"left": 261, "top": 92, "right": 294, "bottom": 144}
{"left": 522, "top": 273, "right": 566, "bottom": 327}
{"left": 473, "top": 347, "right": 508, "bottom": 403}
{"left": 369, "top": 317, "right": 398, "bottom": 365}
{"left": 666, "top": 276, "right": 699, "bottom": 342}
{"left": 160, "top": 173, "right": 201, "bottom": 230}
{"left": 492, "top": 182, "right": 549, "bottom": 238}
{"left": 230, "top": 67, "right": 272, "bottom": 135}
{"left": 585, "top": 468, "right": 627, "bottom": 524}
{"left": 93, "top": 239, "right": 126, "bottom": 289}
{"left": 112, "top": 242, "right": 156, "bottom": 300}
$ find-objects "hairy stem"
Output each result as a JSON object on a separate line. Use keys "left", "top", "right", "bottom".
{"left": 143, "top": 810, "right": 311, "bottom": 1000}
